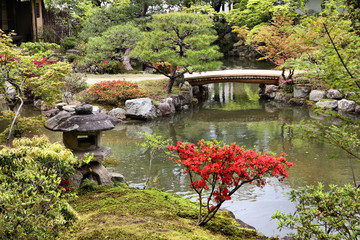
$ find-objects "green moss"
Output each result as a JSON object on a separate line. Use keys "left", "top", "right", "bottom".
{"left": 318, "top": 98, "right": 334, "bottom": 102}
{"left": 102, "top": 157, "right": 121, "bottom": 168}
{"left": 58, "top": 186, "right": 270, "bottom": 240}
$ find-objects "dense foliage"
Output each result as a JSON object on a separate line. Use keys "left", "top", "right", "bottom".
{"left": 0, "top": 136, "right": 80, "bottom": 239}
{"left": 87, "top": 80, "right": 148, "bottom": 105}
{"left": 273, "top": 184, "right": 360, "bottom": 240}
{"left": 83, "top": 23, "right": 143, "bottom": 70}
{"left": 131, "top": 11, "right": 222, "bottom": 93}
{"left": 168, "top": 140, "right": 293, "bottom": 226}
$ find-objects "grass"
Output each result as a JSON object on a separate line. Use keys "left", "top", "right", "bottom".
{"left": 58, "top": 185, "right": 273, "bottom": 240}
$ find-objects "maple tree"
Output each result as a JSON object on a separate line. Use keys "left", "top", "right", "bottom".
{"left": 168, "top": 140, "right": 293, "bottom": 226}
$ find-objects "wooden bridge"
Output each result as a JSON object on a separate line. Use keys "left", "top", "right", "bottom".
{"left": 184, "top": 69, "right": 282, "bottom": 85}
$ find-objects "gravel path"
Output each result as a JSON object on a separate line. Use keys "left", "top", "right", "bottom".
{"left": 85, "top": 74, "right": 167, "bottom": 85}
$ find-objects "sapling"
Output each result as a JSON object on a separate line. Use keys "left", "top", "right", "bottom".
{"left": 168, "top": 140, "right": 293, "bottom": 226}
{"left": 139, "top": 132, "right": 172, "bottom": 189}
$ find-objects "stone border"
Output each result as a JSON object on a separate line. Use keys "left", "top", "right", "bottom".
{"left": 262, "top": 84, "right": 360, "bottom": 114}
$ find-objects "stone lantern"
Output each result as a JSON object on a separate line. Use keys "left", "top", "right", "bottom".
{"left": 45, "top": 103, "right": 122, "bottom": 187}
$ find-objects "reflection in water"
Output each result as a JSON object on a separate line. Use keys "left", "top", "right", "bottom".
{"left": 101, "top": 82, "right": 360, "bottom": 237}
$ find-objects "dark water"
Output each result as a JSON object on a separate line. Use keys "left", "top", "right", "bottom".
{"left": 5, "top": 81, "right": 359, "bottom": 237}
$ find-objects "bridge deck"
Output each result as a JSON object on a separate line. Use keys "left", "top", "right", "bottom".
{"left": 184, "top": 69, "right": 282, "bottom": 85}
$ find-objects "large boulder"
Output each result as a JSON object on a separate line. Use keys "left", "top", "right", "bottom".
{"left": 170, "top": 95, "right": 186, "bottom": 110}
{"left": 109, "top": 107, "right": 126, "bottom": 120}
{"left": 125, "top": 98, "right": 157, "bottom": 120}
{"left": 309, "top": 90, "right": 325, "bottom": 102}
{"left": 274, "top": 92, "right": 290, "bottom": 103}
{"left": 337, "top": 99, "right": 356, "bottom": 112}
{"left": 293, "top": 86, "right": 310, "bottom": 98}
{"left": 289, "top": 98, "right": 306, "bottom": 106}
{"left": 158, "top": 98, "right": 176, "bottom": 116}
{"left": 326, "top": 89, "right": 344, "bottom": 99}
{"left": 316, "top": 100, "right": 338, "bottom": 109}
{"left": 263, "top": 85, "right": 279, "bottom": 99}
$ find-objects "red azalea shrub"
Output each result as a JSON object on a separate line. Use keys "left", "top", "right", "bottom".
{"left": 87, "top": 80, "right": 148, "bottom": 105}
{"left": 168, "top": 140, "right": 293, "bottom": 226}
{"left": 103, "top": 60, "right": 126, "bottom": 74}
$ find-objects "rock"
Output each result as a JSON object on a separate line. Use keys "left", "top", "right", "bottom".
{"left": 338, "top": 99, "right": 356, "bottom": 112}
{"left": 56, "top": 102, "right": 67, "bottom": 110}
{"left": 293, "top": 86, "right": 310, "bottom": 98}
{"left": 183, "top": 105, "right": 190, "bottom": 110}
{"left": 6, "top": 89, "right": 17, "bottom": 102}
{"left": 65, "top": 49, "right": 80, "bottom": 54}
{"left": 45, "top": 108, "right": 120, "bottom": 132}
{"left": 143, "top": 67, "right": 154, "bottom": 74}
{"left": 110, "top": 172, "right": 126, "bottom": 183}
{"left": 326, "top": 89, "right": 343, "bottom": 99}
{"left": 179, "top": 81, "right": 192, "bottom": 91}
{"left": 70, "top": 161, "right": 113, "bottom": 189}
{"left": 226, "top": 210, "right": 256, "bottom": 230}
{"left": 34, "top": 99, "right": 43, "bottom": 109}
{"left": 109, "top": 108, "right": 127, "bottom": 120}
{"left": 289, "top": 98, "right": 306, "bottom": 106}
{"left": 263, "top": 85, "right": 279, "bottom": 99}
{"left": 92, "top": 106, "right": 100, "bottom": 113}
{"left": 75, "top": 103, "right": 93, "bottom": 114}
{"left": 162, "top": 98, "right": 176, "bottom": 112}
{"left": 170, "top": 95, "right": 186, "bottom": 110}
{"left": 74, "top": 146, "right": 112, "bottom": 162}
{"left": 62, "top": 91, "right": 73, "bottom": 104}
{"left": 158, "top": 102, "right": 174, "bottom": 116}
{"left": 316, "top": 100, "right": 338, "bottom": 109}
{"left": 63, "top": 105, "right": 76, "bottom": 112}
{"left": 355, "top": 105, "right": 360, "bottom": 113}
{"left": 192, "top": 86, "right": 200, "bottom": 96}
{"left": 44, "top": 109, "right": 60, "bottom": 118}
{"left": 125, "top": 98, "right": 157, "bottom": 120}
{"left": 41, "top": 104, "right": 55, "bottom": 112}
{"left": 309, "top": 90, "right": 325, "bottom": 101}
{"left": 274, "top": 92, "right": 290, "bottom": 103}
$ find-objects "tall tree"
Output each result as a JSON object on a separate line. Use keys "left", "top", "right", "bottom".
{"left": 131, "top": 12, "right": 222, "bottom": 93}
{"left": 84, "top": 23, "right": 143, "bottom": 70}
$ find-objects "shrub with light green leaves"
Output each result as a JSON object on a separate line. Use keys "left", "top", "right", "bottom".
{"left": 0, "top": 136, "right": 80, "bottom": 239}
{"left": 273, "top": 183, "right": 360, "bottom": 240}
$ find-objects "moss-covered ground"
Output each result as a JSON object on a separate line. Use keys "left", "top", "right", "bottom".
{"left": 58, "top": 185, "right": 273, "bottom": 240}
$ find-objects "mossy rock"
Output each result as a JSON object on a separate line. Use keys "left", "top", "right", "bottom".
{"left": 58, "top": 185, "right": 271, "bottom": 240}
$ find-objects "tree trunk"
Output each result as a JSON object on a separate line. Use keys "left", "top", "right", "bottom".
{"left": 140, "top": 4, "right": 149, "bottom": 18}
{"left": 123, "top": 48, "right": 133, "bottom": 71}
{"left": 166, "top": 77, "right": 175, "bottom": 94}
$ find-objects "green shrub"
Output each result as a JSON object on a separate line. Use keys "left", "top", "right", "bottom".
{"left": 0, "top": 136, "right": 80, "bottom": 239}
{"left": 87, "top": 80, "right": 148, "bottom": 105}
{"left": 103, "top": 60, "right": 126, "bottom": 74}
{"left": 60, "top": 37, "right": 81, "bottom": 51}
{"left": 61, "top": 73, "right": 88, "bottom": 94}
{"left": 0, "top": 111, "right": 45, "bottom": 142}
{"left": 20, "top": 42, "right": 60, "bottom": 59}
{"left": 273, "top": 183, "right": 360, "bottom": 240}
